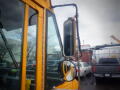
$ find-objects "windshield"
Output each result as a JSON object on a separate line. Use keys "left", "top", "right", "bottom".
{"left": 99, "top": 58, "right": 119, "bottom": 64}
{"left": 45, "top": 11, "right": 63, "bottom": 90}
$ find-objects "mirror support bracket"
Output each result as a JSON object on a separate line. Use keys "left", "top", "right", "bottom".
{"left": 52, "top": 4, "right": 82, "bottom": 57}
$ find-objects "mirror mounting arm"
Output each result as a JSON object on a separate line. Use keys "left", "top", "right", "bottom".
{"left": 52, "top": 4, "right": 82, "bottom": 57}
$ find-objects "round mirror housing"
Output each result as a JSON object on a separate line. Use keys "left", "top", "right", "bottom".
{"left": 61, "top": 60, "right": 76, "bottom": 81}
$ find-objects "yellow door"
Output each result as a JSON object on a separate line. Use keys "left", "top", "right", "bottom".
{"left": 0, "top": 0, "right": 79, "bottom": 90}
{"left": 45, "top": 10, "right": 79, "bottom": 90}
{"left": 20, "top": 0, "right": 45, "bottom": 90}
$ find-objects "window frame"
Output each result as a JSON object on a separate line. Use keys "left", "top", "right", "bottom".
{"left": 46, "top": 10, "right": 63, "bottom": 53}
{"left": 45, "top": 10, "right": 64, "bottom": 90}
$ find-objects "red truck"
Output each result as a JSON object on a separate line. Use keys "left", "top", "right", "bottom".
{"left": 80, "top": 50, "right": 92, "bottom": 62}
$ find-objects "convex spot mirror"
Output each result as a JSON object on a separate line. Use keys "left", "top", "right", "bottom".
{"left": 61, "top": 61, "right": 76, "bottom": 81}
{"left": 63, "top": 18, "right": 75, "bottom": 56}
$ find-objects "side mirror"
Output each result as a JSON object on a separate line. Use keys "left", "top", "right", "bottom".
{"left": 61, "top": 60, "right": 76, "bottom": 81}
{"left": 63, "top": 18, "right": 75, "bottom": 56}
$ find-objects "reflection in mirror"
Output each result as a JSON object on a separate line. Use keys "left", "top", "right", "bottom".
{"left": 61, "top": 61, "right": 76, "bottom": 81}
{"left": 64, "top": 18, "right": 75, "bottom": 56}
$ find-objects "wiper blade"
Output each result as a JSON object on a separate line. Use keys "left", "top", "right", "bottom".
{"left": 0, "top": 22, "right": 18, "bottom": 68}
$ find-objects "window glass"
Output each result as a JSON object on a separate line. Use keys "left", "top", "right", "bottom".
{"left": 0, "top": 0, "right": 24, "bottom": 90}
{"left": 45, "top": 11, "right": 63, "bottom": 90}
{"left": 99, "top": 58, "right": 119, "bottom": 64}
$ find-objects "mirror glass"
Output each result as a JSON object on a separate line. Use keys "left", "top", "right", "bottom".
{"left": 64, "top": 18, "right": 75, "bottom": 56}
{"left": 61, "top": 60, "right": 76, "bottom": 81}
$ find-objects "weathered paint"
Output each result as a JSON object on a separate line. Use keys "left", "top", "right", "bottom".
{"left": 35, "top": 9, "right": 44, "bottom": 90}
{"left": 32, "top": 0, "right": 51, "bottom": 9}
{"left": 55, "top": 79, "right": 79, "bottom": 90}
{"left": 20, "top": 0, "right": 79, "bottom": 90}
{"left": 21, "top": 4, "right": 29, "bottom": 90}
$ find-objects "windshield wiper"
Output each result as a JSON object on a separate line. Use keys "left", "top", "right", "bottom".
{"left": 0, "top": 22, "right": 18, "bottom": 68}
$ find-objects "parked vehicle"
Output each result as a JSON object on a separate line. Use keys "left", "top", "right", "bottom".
{"left": 80, "top": 49, "right": 92, "bottom": 62}
{"left": 92, "top": 58, "right": 120, "bottom": 79}
{"left": 76, "top": 62, "right": 91, "bottom": 77}
{"left": 87, "top": 63, "right": 92, "bottom": 73}
{"left": 92, "top": 46, "right": 120, "bottom": 83}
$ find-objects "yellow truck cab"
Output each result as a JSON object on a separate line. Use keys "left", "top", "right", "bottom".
{"left": 0, "top": 0, "right": 80, "bottom": 90}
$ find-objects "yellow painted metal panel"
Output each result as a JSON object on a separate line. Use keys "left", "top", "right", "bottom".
{"left": 22, "top": 0, "right": 42, "bottom": 10}
{"left": 32, "top": 0, "right": 51, "bottom": 9}
{"left": 20, "top": 1, "right": 80, "bottom": 90}
{"left": 22, "top": 0, "right": 52, "bottom": 10}
{"left": 21, "top": 4, "right": 29, "bottom": 90}
{"left": 35, "top": 9, "right": 44, "bottom": 90}
{"left": 55, "top": 79, "right": 79, "bottom": 90}
{"left": 42, "top": 9, "right": 47, "bottom": 90}
{"left": 26, "top": 80, "right": 31, "bottom": 90}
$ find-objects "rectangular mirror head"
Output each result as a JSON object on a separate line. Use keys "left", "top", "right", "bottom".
{"left": 63, "top": 18, "right": 75, "bottom": 56}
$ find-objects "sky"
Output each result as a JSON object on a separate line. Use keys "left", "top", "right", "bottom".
{"left": 51, "top": 0, "right": 120, "bottom": 46}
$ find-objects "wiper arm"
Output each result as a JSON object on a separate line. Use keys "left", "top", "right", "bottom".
{"left": 0, "top": 22, "right": 18, "bottom": 68}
